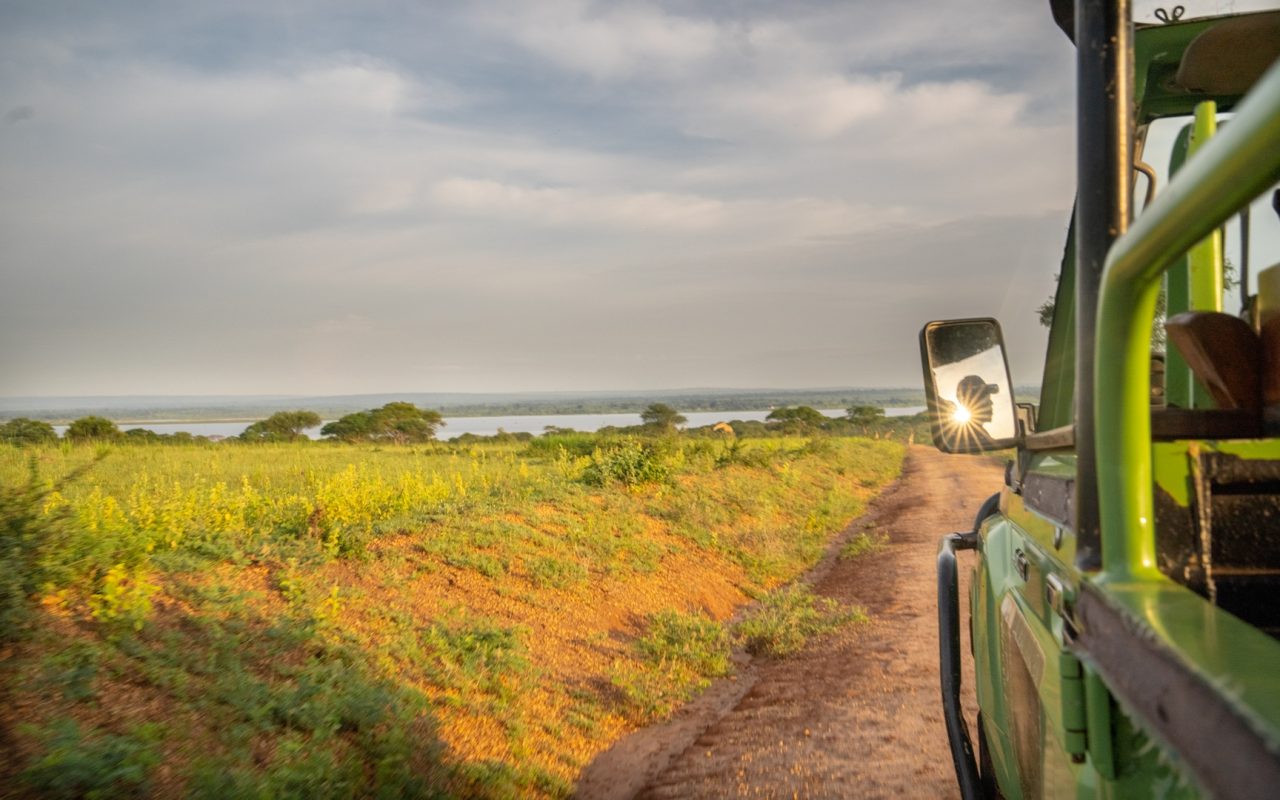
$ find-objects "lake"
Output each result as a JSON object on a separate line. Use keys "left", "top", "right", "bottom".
{"left": 55, "top": 407, "right": 926, "bottom": 440}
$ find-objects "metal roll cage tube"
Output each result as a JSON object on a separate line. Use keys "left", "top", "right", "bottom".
{"left": 938, "top": 530, "right": 981, "bottom": 800}
{"left": 1095, "top": 61, "right": 1280, "bottom": 582}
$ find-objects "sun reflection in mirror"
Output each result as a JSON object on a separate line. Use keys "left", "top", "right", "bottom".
{"left": 952, "top": 405, "right": 972, "bottom": 424}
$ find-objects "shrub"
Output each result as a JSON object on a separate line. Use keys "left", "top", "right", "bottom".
{"left": 0, "top": 457, "right": 93, "bottom": 639}
{"left": 581, "top": 440, "right": 669, "bottom": 486}
{"left": 715, "top": 439, "right": 774, "bottom": 469}
{"left": 20, "top": 719, "right": 162, "bottom": 799}
{"left": 65, "top": 416, "right": 120, "bottom": 442}
{"left": 88, "top": 564, "right": 159, "bottom": 634}
{"left": 0, "top": 417, "right": 57, "bottom": 446}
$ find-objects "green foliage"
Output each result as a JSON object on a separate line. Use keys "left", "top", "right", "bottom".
{"left": 639, "top": 402, "right": 686, "bottom": 431}
{"left": 421, "top": 614, "right": 531, "bottom": 699}
{"left": 734, "top": 584, "right": 865, "bottom": 657}
{"left": 321, "top": 402, "right": 444, "bottom": 443}
{"left": 0, "top": 417, "right": 57, "bottom": 446}
{"left": 526, "top": 555, "right": 588, "bottom": 589}
{"left": 715, "top": 438, "right": 775, "bottom": 469}
{"left": 0, "top": 434, "right": 907, "bottom": 796}
{"left": 65, "top": 416, "right": 120, "bottom": 442}
{"left": 88, "top": 563, "right": 159, "bottom": 634}
{"left": 613, "top": 610, "right": 730, "bottom": 719}
{"left": 846, "top": 405, "right": 885, "bottom": 425}
{"left": 636, "top": 610, "right": 731, "bottom": 678}
{"left": 123, "top": 428, "right": 161, "bottom": 443}
{"left": 20, "top": 719, "right": 163, "bottom": 799}
{"left": 581, "top": 440, "right": 670, "bottom": 486}
{"left": 240, "top": 410, "right": 322, "bottom": 443}
{"left": 765, "top": 406, "right": 827, "bottom": 427}
{"left": 523, "top": 433, "right": 599, "bottom": 459}
{"left": 271, "top": 655, "right": 408, "bottom": 737}
{"left": 839, "top": 531, "right": 886, "bottom": 560}
{"left": 0, "top": 457, "right": 95, "bottom": 639}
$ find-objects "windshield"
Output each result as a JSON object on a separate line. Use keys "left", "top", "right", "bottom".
{"left": 1134, "top": 0, "right": 1280, "bottom": 23}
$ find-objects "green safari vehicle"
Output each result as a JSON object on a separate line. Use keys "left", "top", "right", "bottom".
{"left": 921, "top": 1, "right": 1280, "bottom": 797}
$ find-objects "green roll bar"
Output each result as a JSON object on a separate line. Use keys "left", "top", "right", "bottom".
{"left": 1094, "top": 61, "right": 1280, "bottom": 583}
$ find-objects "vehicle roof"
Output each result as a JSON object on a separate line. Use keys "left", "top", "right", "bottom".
{"left": 1133, "top": 10, "right": 1280, "bottom": 120}
{"left": 1048, "top": 2, "right": 1280, "bottom": 120}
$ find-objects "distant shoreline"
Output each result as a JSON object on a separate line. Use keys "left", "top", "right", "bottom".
{"left": 2, "top": 387, "right": 1038, "bottom": 425}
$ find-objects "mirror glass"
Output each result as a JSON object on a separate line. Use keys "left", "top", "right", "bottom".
{"left": 921, "top": 319, "right": 1018, "bottom": 452}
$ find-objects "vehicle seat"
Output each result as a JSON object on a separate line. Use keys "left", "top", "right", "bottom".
{"left": 1164, "top": 311, "right": 1262, "bottom": 411}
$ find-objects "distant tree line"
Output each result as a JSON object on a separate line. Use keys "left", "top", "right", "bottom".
{"left": 1, "top": 400, "right": 926, "bottom": 448}
{"left": 0, "top": 415, "right": 218, "bottom": 446}
{"left": 570, "top": 402, "right": 923, "bottom": 441}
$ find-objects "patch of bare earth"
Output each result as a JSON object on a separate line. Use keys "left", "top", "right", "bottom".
{"left": 576, "top": 447, "right": 999, "bottom": 799}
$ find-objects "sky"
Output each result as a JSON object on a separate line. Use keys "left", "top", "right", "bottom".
{"left": 0, "top": 0, "right": 1091, "bottom": 397}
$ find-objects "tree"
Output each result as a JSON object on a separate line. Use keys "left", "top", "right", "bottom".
{"left": 0, "top": 418, "right": 57, "bottom": 446}
{"left": 321, "top": 411, "right": 377, "bottom": 442}
{"left": 639, "top": 403, "right": 686, "bottom": 431}
{"left": 846, "top": 405, "right": 885, "bottom": 426}
{"left": 240, "top": 410, "right": 321, "bottom": 443}
{"left": 373, "top": 402, "right": 444, "bottom": 444}
{"left": 765, "top": 406, "right": 827, "bottom": 426}
{"left": 65, "top": 416, "right": 120, "bottom": 442}
{"left": 321, "top": 403, "right": 444, "bottom": 443}
{"left": 124, "top": 428, "right": 161, "bottom": 443}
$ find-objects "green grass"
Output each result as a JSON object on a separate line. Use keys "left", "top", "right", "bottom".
{"left": 839, "top": 530, "right": 887, "bottom": 560}
{"left": 0, "top": 434, "right": 903, "bottom": 796}
{"left": 612, "top": 609, "right": 732, "bottom": 719}
{"left": 734, "top": 584, "right": 866, "bottom": 658}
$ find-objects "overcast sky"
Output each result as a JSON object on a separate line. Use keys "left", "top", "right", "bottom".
{"left": 0, "top": 0, "right": 1089, "bottom": 397}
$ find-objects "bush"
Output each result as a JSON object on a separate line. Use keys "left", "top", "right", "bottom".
{"left": 65, "top": 416, "right": 120, "bottom": 442}
{"left": 581, "top": 440, "right": 669, "bottom": 486}
{"left": 1, "top": 417, "right": 58, "bottom": 446}
{"left": 523, "top": 433, "right": 599, "bottom": 459}
{"left": 715, "top": 439, "right": 775, "bottom": 469}
{"left": 20, "top": 719, "right": 162, "bottom": 799}
{"left": 0, "top": 457, "right": 93, "bottom": 639}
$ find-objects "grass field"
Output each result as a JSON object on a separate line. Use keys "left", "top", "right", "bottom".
{"left": 0, "top": 433, "right": 904, "bottom": 798}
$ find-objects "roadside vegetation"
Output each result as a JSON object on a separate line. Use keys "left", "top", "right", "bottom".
{"left": 0, "top": 406, "right": 910, "bottom": 798}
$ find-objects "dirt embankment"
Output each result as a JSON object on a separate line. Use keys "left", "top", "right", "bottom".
{"left": 577, "top": 446, "right": 1000, "bottom": 799}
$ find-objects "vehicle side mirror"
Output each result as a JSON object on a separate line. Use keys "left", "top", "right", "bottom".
{"left": 919, "top": 318, "right": 1019, "bottom": 453}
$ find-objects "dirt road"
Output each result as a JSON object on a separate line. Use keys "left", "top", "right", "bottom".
{"left": 576, "top": 446, "right": 1001, "bottom": 799}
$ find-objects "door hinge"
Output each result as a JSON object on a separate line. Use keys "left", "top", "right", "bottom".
{"left": 1060, "top": 651, "right": 1088, "bottom": 761}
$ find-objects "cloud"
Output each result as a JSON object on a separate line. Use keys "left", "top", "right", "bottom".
{"left": 0, "top": 0, "right": 1077, "bottom": 396}
{"left": 474, "top": 1, "right": 721, "bottom": 81}
{"left": 4, "top": 105, "right": 35, "bottom": 124}
{"left": 429, "top": 178, "right": 727, "bottom": 230}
